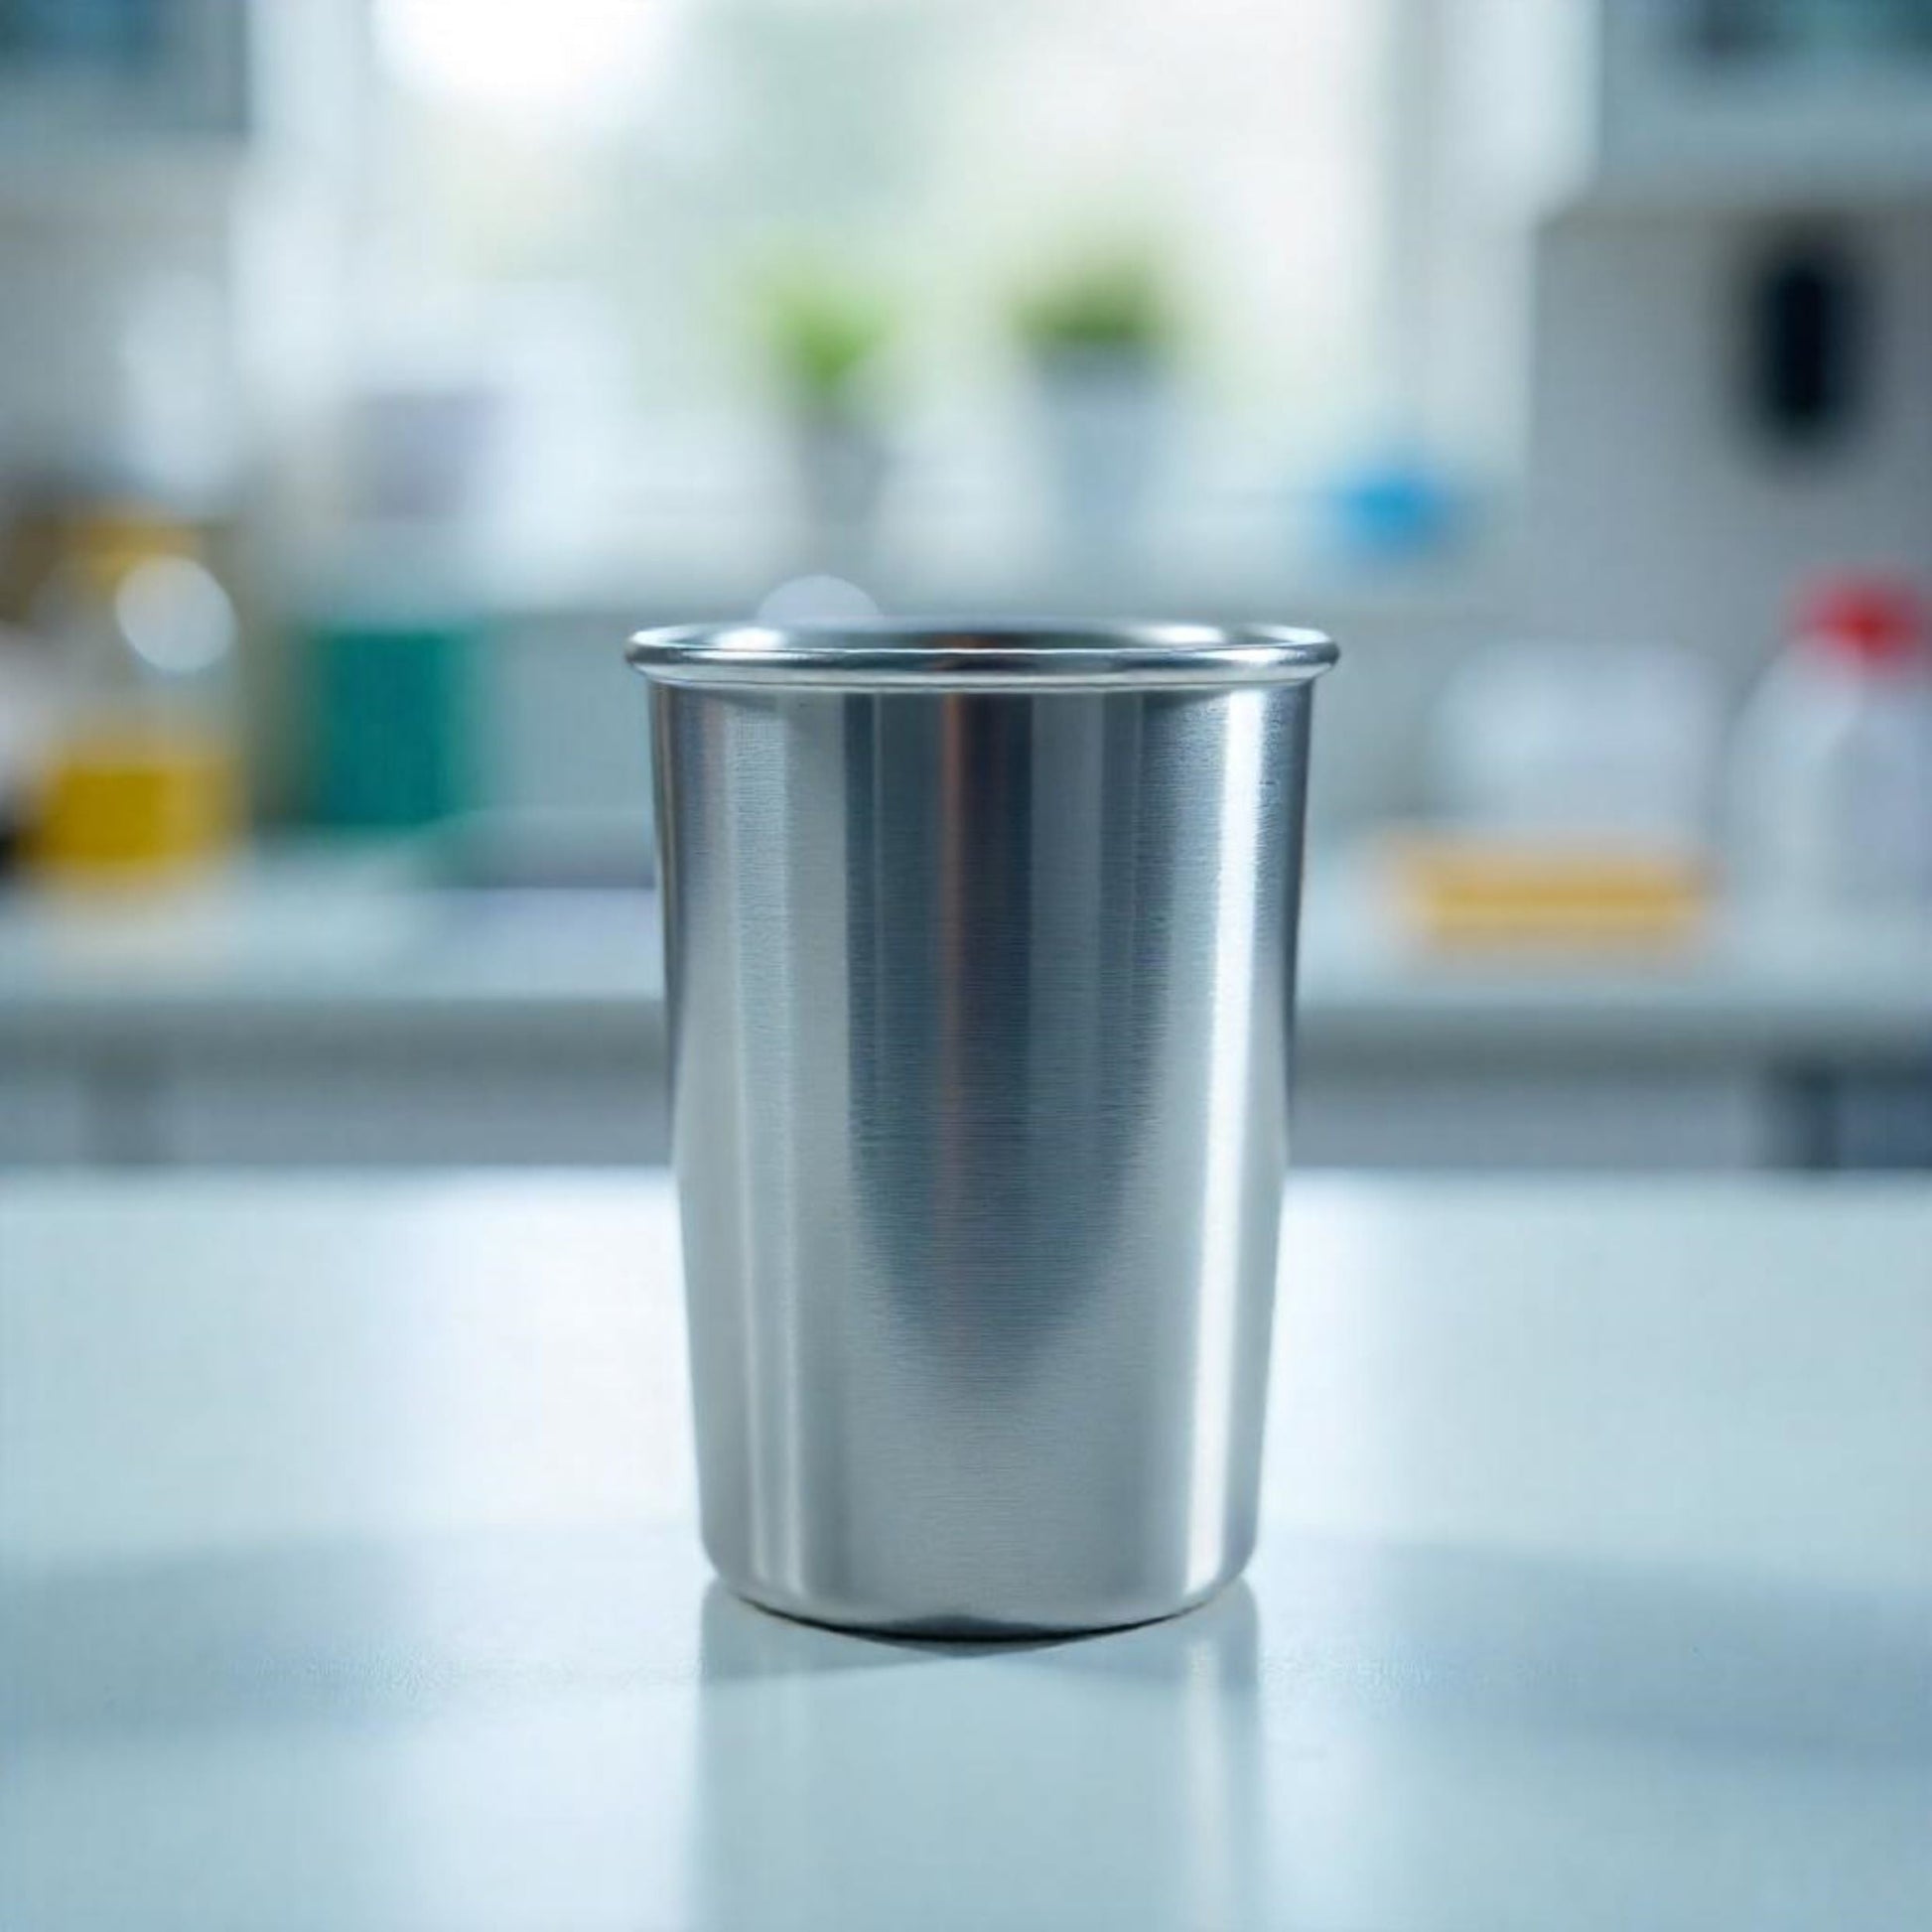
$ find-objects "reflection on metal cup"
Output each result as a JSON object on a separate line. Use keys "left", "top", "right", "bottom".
{"left": 630, "top": 621, "right": 1336, "bottom": 1634}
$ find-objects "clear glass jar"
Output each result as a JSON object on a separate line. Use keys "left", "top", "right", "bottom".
{"left": 27, "top": 506, "right": 242, "bottom": 884}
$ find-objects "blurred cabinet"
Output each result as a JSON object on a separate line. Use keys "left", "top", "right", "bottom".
{"left": 6, "top": 1039, "right": 1930, "bottom": 1170}
{"left": 0, "top": 1, "right": 366, "bottom": 544}
{"left": 1593, "top": 0, "right": 1932, "bottom": 195}
{"left": 0, "top": 0, "right": 250, "bottom": 149}
{"left": 0, "top": 1059, "right": 91, "bottom": 1164}
{"left": 0, "top": 1039, "right": 1850, "bottom": 1173}
{"left": 1294, "top": 1068, "right": 1766, "bottom": 1171}
{"left": 158, "top": 1050, "right": 669, "bottom": 1167}
{"left": 1461, "top": 0, "right": 1932, "bottom": 211}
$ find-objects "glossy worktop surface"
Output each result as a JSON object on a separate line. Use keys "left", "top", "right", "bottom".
{"left": 4, "top": 1174, "right": 1929, "bottom": 1928}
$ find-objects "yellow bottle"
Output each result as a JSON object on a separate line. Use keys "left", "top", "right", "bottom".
{"left": 26, "top": 509, "right": 242, "bottom": 885}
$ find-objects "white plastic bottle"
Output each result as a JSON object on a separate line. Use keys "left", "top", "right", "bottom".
{"left": 1728, "top": 578, "right": 1932, "bottom": 915}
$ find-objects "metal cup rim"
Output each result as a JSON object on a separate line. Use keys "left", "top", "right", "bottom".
{"left": 626, "top": 619, "right": 1337, "bottom": 691}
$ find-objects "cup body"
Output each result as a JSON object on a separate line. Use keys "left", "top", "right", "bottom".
{"left": 635, "top": 621, "right": 1334, "bottom": 1633}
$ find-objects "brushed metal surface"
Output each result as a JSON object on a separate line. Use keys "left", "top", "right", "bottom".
{"left": 642, "top": 625, "right": 1330, "bottom": 1633}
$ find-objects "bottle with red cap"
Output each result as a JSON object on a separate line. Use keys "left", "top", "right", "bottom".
{"left": 1728, "top": 574, "right": 1932, "bottom": 914}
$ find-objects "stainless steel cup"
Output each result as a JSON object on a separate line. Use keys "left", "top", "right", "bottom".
{"left": 628, "top": 621, "right": 1336, "bottom": 1635}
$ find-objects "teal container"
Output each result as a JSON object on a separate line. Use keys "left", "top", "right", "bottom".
{"left": 310, "top": 620, "right": 477, "bottom": 829}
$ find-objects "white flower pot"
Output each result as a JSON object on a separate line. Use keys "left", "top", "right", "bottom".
{"left": 790, "top": 405, "right": 889, "bottom": 572}
{"left": 1031, "top": 348, "right": 1170, "bottom": 572}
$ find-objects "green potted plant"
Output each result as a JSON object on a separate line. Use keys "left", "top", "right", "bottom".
{"left": 1013, "top": 251, "right": 1176, "bottom": 569}
{"left": 757, "top": 263, "right": 894, "bottom": 568}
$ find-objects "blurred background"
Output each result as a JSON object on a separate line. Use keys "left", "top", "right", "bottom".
{"left": 1, "top": 0, "right": 1930, "bottom": 1172}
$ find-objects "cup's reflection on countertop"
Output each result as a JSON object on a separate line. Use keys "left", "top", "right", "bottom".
{"left": 692, "top": 1579, "right": 1264, "bottom": 1930}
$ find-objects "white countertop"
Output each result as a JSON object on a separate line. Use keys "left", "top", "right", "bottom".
{"left": 4, "top": 846, "right": 1932, "bottom": 1069}
{"left": 4, "top": 1173, "right": 1928, "bottom": 1929}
